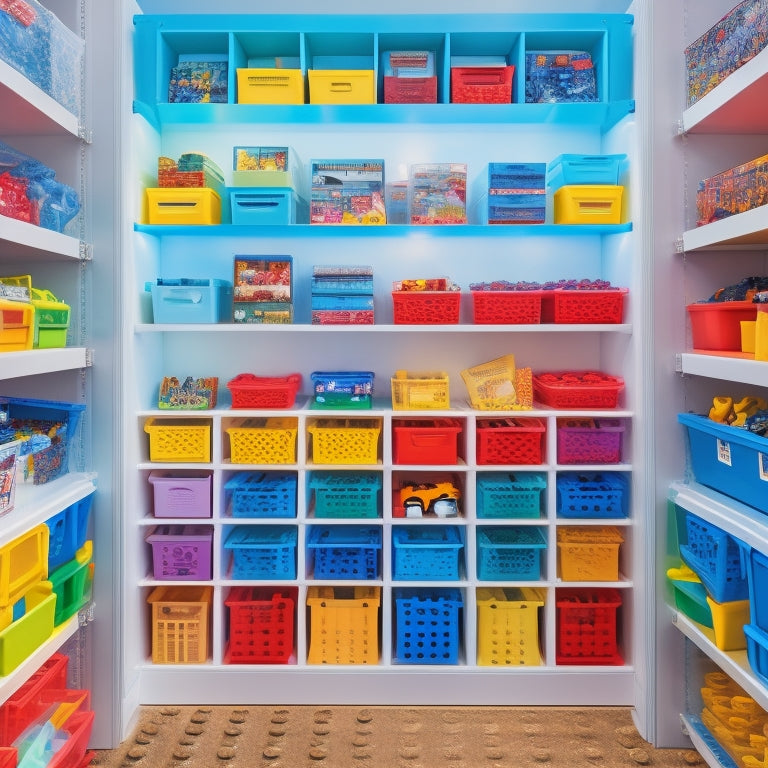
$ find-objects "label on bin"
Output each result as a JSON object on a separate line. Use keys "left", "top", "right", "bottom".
{"left": 716, "top": 439, "right": 732, "bottom": 466}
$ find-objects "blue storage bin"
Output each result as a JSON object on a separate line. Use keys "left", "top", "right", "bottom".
{"left": 310, "top": 294, "right": 375, "bottom": 311}
{"left": 678, "top": 511, "right": 748, "bottom": 603}
{"left": 476, "top": 526, "right": 546, "bottom": 581}
{"left": 678, "top": 413, "right": 768, "bottom": 515}
{"left": 146, "top": 278, "right": 233, "bottom": 324}
{"left": 309, "top": 472, "right": 381, "bottom": 518}
{"left": 392, "top": 525, "right": 463, "bottom": 581}
{"left": 744, "top": 622, "right": 768, "bottom": 688}
{"left": 747, "top": 547, "right": 768, "bottom": 634}
{"left": 225, "top": 472, "right": 297, "bottom": 518}
{"left": 556, "top": 472, "right": 629, "bottom": 518}
{"left": 476, "top": 472, "right": 546, "bottom": 519}
{"left": 224, "top": 525, "right": 297, "bottom": 579}
{"left": 45, "top": 490, "right": 95, "bottom": 571}
{"left": 546, "top": 154, "right": 628, "bottom": 191}
{"left": 307, "top": 525, "right": 381, "bottom": 579}
{"left": 394, "top": 587, "right": 463, "bottom": 664}
{"left": 230, "top": 188, "right": 303, "bottom": 225}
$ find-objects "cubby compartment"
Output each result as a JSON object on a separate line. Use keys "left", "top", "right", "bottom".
{"left": 305, "top": 32, "right": 376, "bottom": 104}
{"left": 449, "top": 31, "right": 520, "bottom": 104}
{"left": 232, "top": 31, "right": 304, "bottom": 105}
{"left": 378, "top": 33, "right": 447, "bottom": 104}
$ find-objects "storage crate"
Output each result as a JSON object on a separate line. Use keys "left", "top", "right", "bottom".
{"left": 476, "top": 418, "right": 546, "bottom": 465}
{"left": 310, "top": 472, "right": 381, "bottom": 518}
{"left": 476, "top": 472, "right": 547, "bottom": 519}
{"left": 666, "top": 564, "right": 713, "bottom": 628}
{"left": 706, "top": 595, "right": 750, "bottom": 651}
{"left": 0, "top": 582, "right": 56, "bottom": 676}
{"left": 311, "top": 371, "right": 374, "bottom": 409}
{"left": 231, "top": 188, "right": 302, "bottom": 225}
{"left": 146, "top": 278, "right": 233, "bottom": 324}
{"left": 394, "top": 588, "right": 463, "bottom": 664}
{"left": 0, "top": 523, "right": 49, "bottom": 610}
{"left": 477, "top": 587, "right": 544, "bottom": 666}
{"left": 477, "top": 526, "right": 547, "bottom": 581}
{"left": 232, "top": 146, "right": 300, "bottom": 188}
{"left": 392, "top": 291, "right": 461, "bottom": 324}
{"left": 555, "top": 588, "right": 623, "bottom": 665}
{"left": 307, "top": 418, "right": 381, "bottom": 465}
{"left": 0, "top": 277, "right": 71, "bottom": 349}
{"left": 384, "top": 76, "right": 437, "bottom": 103}
{"left": 393, "top": 419, "right": 463, "bottom": 465}
{"left": 553, "top": 185, "right": 624, "bottom": 224}
{"left": 541, "top": 288, "right": 628, "bottom": 325}
{"left": 745, "top": 622, "right": 768, "bottom": 688}
{"left": 451, "top": 65, "right": 514, "bottom": 103}
{"left": 48, "top": 540, "right": 93, "bottom": 625}
{"left": 225, "top": 471, "right": 297, "bottom": 518}
{"left": 225, "top": 586, "right": 296, "bottom": 664}
{"left": 556, "top": 472, "right": 629, "bottom": 519}
{"left": 7, "top": 397, "right": 85, "bottom": 485}
{"left": 533, "top": 371, "right": 624, "bottom": 409}
{"left": 471, "top": 290, "right": 545, "bottom": 324}
{"left": 227, "top": 373, "right": 302, "bottom": 409}
{"left": 747, "top": 548, "right": 768, "bottom": 633}
{"left": 47, "top": 709, "right": 95, "bottom": 768}
{"left": 226, "top": 418, "right": 298, "bottom": 464}
{"left": 236, "top": 68, "right": 304, "bottom": 104}
{"left": 145, "top": 187, "right": 222, "bottom": 225}
{"left": 687, "top": 301, "right": 757, "bottom": 352}
{"left": 45, "top": 490, "right": 94, "bottom": 570}
{"left": 392, "top": 525, "right": 463, "bottom": 580}
{"left": 224, "top": 525, "right": 297, "bottom": 580}
{"left": 147, "top": 585, "right": 213, "bottom": 664}
{"left": 546, "top": 154, "right": 627, "bottom": 190}
{"left": 148, "top": 472, "right": 212, "bottom": 519}
{"left": 0, "top": 749, "right": 14, "bottom": 768}
{"left": 0, "top": 298, "right": 33, "bottom": 352}
{"left": 308, "top": 69, "right": 375, "bottom": 104}
{"left": 556, "top": 418, "right": 625, "bottom": 464}
{"left": 391, "top": 371, "right": 450, "bottom": 410}
{"left": 311, "top": 309, "right": 374, "bottom": 326}
{"left": 145, "top": 525, "right": 213, "bottom": 580}
{"left": 144, "top": 418, "right": 211, "bottom": 463}
{"left": 679, "top": 511, "right": 748, "bottom": 603}
{"left": 679, "top": 412, "right": 768, "bottom": 514}
{"left": 0, "top": 440, "right": 19, "bottom": 515}
{"left": 557, "top": 526, "right": 624, "bottom": 581}
{"left": 306, "top": 586, "right": 381, "bottom": 664}
{"left": 307, "top": 525, "right": 381, "bottom": 579}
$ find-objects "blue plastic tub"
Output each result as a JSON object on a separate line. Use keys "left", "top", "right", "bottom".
{"left": 307, "top": 525, "right": 381, "bottom": 579}
{"left": 394, "top": 587, "right": 463, "bottom": 664}
{"left": 45, "top": 490, "right": 95, "bottom": 571}
{"left": 392, "top": 525, "right": 463, "bottom": 581}
{"left": 476, "top": 526, "right": 546, "bottom": 581}
{"left": 224, "top": 525, "right": 297, "bottom": 579}
{"left": 225, "top": 472, "right": 297, "bottom": 518}
{"left": 556, "top": 472, "right": 629, "bottom": 518}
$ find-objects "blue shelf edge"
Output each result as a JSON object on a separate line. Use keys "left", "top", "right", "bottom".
{"left": 685, "top": 714, "right": 740, "bottom": 768}
{"left": 134, "top": 222, "right": 633, "bottom": 238}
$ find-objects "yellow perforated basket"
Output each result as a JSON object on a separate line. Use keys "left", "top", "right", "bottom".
{"left": 307, "top": 418, "right": 382, "bottom": 465}
{"left": 148, "top": 585, "right": 213, "bottom": 664}
{"left": 557, "top": 526, "right": 624, "bottom": 581}
{"left": 144, "top": 418, "right": 212, "bottom": 463}
{"left": 476, "top": 587, "right": 544, "bottom": 666}
{"left": 226, "top": 417, "right": 298, "bottom": 464}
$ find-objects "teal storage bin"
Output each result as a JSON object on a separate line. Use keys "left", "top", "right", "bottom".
{"left": 146, "top": 279, "right": 233, "bottom": 324}
{"left": 230, "top": 188, "right": 305, "bottom": 225}
{"left": 547, "top": 154, "right": 628, "bottom": 191}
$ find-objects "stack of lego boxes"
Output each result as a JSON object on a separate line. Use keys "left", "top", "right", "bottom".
{"left": 486, "top": 163, "right": 546, "bottom": 224}
{"left": 233, "top": 255, "right": 293, "bottom": 324}
{"left": 311, "top": 266, "right": 374, "bottom": 325}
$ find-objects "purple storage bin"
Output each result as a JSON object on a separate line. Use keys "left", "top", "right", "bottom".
{"left": 145, "top": 524, "right": 213, "bottom": 580}
{"left": 148, "top": 471, "right": 212, "bottom": 518}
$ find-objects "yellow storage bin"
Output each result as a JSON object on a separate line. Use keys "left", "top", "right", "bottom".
{"left": 148, "top": 585, "right": 213, "bottom": 664}
{"left": 0, "top": 582, "right": 56, "bottom": 676}
{"left": 226, "top": 417, "right": 298, "bottom": 464}
{"left": 706, "top": 595, "right": 750, "bottom": 651}
{"left": 391, "top": 370, "right": 450, "bottom": 410}
{"left": 145, "top": 187, "right": 222, "bottom": 225}
{"left": 0, "top": 298, "right": 34, "bottom": 352}
{"left": 144, "top": 418, "right": 212, "bottom": 463}
{"left": 477, "top": 587, "right": 544, "bottom": 666}
{"left": 557, "top": 526, "right": 624, "bottom": 581}
{"left": 553, "top": 184, "right": 624, "bottom": 225}
{"left": 0, "top": 276, "right": 70, "bottom": 348}
{"left": 308, "top": 69, "right": 375, "bottom": 104}
{"left": 742, "top": 320, "right": 757, "bottom": 354}
{"left": 0, "top": 523, "right": 49, "bottom": 614}
{"left": 236, "top": 68, "right": 304, "bottom": 104}
{"left": 307, "top": 418, "right": 381, "bottom": 464}
{"left": 307, "top": 586, "right": 380, "bottom": 664}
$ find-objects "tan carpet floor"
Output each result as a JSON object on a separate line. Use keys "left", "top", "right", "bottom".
{"left": 87, "top": 706, "right": 704, "bottom": 768}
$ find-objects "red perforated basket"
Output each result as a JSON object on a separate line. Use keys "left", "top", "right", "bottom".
{"left": 556, "top": 588, "right": 623, "bottom": 665}
{"left": 451, "top": 65, "right": 514, "bottom": 103}
{"left": 227, "top": 373, "right": 302, "bottom": 409}
{"left": 471, "top": 290, "right": 544, "bottom": 324}
{"left": 392, "top": 291, "right": 461, "bottom": 324}
{"left": 541, "top": 288, "right": 627, "bottom": 324}
{"left": 384, "top": 76, "right": 437, "bottom": 104}
{"left": 476, "top": 418, "right": 546, "bottom": 465}
{"left": 533, "top": 372, "right": 624, "bottom": 409}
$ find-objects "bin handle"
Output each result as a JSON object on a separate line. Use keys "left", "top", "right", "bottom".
{"left": 330, "top": 81, "right": 353, "bottom": 92}
{"left": 161, "top": 289, "right": 203, "bottom": 305}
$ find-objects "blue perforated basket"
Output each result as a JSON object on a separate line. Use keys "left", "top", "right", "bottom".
{"left": 476, "top": 472, "right": 546, "bottom": 519}
{"left": 392, "top": 526, "right": 463, "bottom": 581}
{"left": 224, "top": 525, "right": 297, "bottom": 579}
{"left": 394, "top": 588, "right": 463, "bottom": 664}
{"left": 225, "top": 472, "right": 297, "bottom": 518}
{"left": 476, "top": 526, "right": 547, "bottom": 581}
{"left": 307, "top": 525, "right": 382, "bottom": 579}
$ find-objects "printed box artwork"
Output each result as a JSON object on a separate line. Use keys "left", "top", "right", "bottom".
{"left": 525, "top": 51, "right": 597, "bottom": 103}
{"left": 685, "top": 0, "right": 768, "bottom": 106}
{"left": 487, "top": 162, "right": 546, "bottom": 224}
{"left": 234, "top": 147, "right": 289, "bottom": 172}
{"left": 310, "top": 160, "right": 386, "bottom": 224}
{"left": 168, "top": 58, "right": 228, "bottom": 103}
{"left": 233, "top": 257, "right": 293, "bottom": 323}
{"left": 696, "top": 152, "right": 768, "bottom": 225}
{"left": 409, "top": 164, "right": 467, "bottom": 224}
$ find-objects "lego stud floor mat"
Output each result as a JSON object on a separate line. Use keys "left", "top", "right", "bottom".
{"left": 88, "top": 706, "right": 703, "bottom": 768}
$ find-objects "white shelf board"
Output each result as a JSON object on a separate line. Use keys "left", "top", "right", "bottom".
{"left": 679, "top": 352, "right": 768, "bottom": 387}
{"left": 0, "top": 216, "right": 83, "bottom": 261}
{"left": 682, "top": 47, "right": 768, "bottom": 135}
{"left": 0, "top": 348, "right": 88, "bottom": 381}
{"left": 682, "top": 207, "right": 768, "bottom": 252}
{"left": 0, "top": 60, "right": 80, "bottom": 137}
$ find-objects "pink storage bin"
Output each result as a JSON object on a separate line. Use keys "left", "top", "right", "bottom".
{"left": 145, "top": 524, "right": 213, "bottom": 580}
{"left": 148, "top": 471, "right": 212, "bottom": 518}
{"left": 557, "top": 418, "right": 625, "bottom": 465}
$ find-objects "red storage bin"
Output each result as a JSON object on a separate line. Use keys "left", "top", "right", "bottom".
{"left": 687, "top": 301, "right": 756, "bottom": 351}
{"left": 541, "top": 288, "right": 627, "bottom": 324}
{"left": 476, "top": 418, "right": 546, "bottom": 465}
{"left": 227, "top": 373, "right": 302, "bottom": 409}
{"left": 556, "top": 588, "right": 623, "bottom": 665}
{"left": 471, "top": 289, "right": 544, "bottom": 324}
{"left": 392, "top": 291, "right": 461, "bottom": 324}
{"left": 451, "top": 65, "right": 514, "bottom": 103}
{"left": 48, "top": 710, "right": 96, "bottom": 768}
{"left": 384, "top": 76, "right": 437, "bottom": 103}
{"left": 533, "top": 371, "right": 624, "bottom": 409}
{"left": 393, "top": 419, "right": 463, "bottom": 465}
